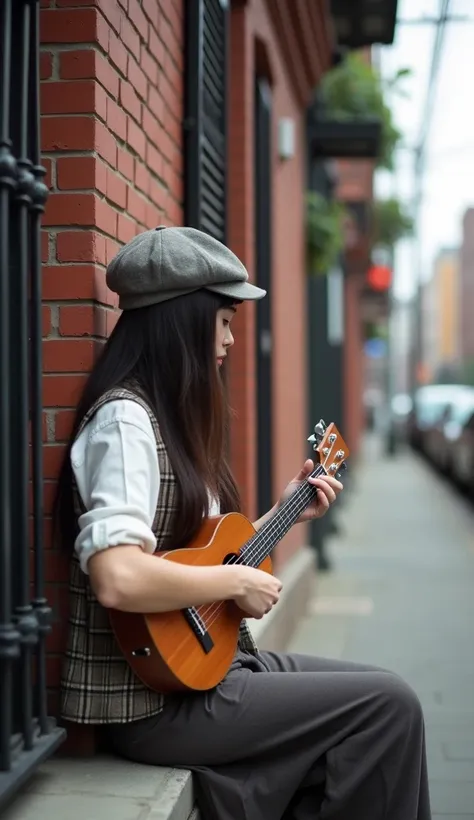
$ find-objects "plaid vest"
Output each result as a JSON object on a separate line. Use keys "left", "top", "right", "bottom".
{"left": 60, "top": 385, "right": 257, "bottom": 724}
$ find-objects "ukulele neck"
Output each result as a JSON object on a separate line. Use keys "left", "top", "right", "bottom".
{"left": 239, "top": 464, "right": 326, "bottom": 567}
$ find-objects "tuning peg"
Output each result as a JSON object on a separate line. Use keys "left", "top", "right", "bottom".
{"left": 314, "top": 419, "right": 326, "bottom": 437}
{"left": 336, "top": 462, "right": 347, "bottom": 480}
{"left": 308, "top": 419, "right": 327, "bottom": 451}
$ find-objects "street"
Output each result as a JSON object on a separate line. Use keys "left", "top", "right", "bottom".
{"left": 289, "top": 435, "right": 474, "bottom": 819}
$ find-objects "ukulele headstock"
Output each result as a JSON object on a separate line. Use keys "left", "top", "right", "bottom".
{"left": 307, "top": 420, "right": 349, "bottom": 478}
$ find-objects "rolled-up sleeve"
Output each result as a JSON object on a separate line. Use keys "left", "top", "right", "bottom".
{"left": 71, "top": 400, "right": 160, "bottom": 574}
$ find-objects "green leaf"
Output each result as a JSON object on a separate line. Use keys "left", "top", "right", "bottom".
{"left": 319, "top": 53, "right": 411, "bottom": 170}
{"left": 306, "top": 192, "right": 346, "bottom": 275}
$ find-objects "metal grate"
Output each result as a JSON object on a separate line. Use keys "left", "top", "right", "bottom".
{"left": 0, "top": 0, "right": 65, "bottom": 808}
{"left": 185, "top": 0, "right": 228, "bottom": 243}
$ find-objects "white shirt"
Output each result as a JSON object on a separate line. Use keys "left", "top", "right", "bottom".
{"left": 71, "top": 399, "right": 220, "bottom": 574}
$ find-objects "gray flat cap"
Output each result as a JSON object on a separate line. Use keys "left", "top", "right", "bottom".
{"left": 106, "top": 226, "right": 266, "bottom": 310}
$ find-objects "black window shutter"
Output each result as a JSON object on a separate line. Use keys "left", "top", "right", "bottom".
{"left": 185, "top": 0, "right": 229, "bottom": 243}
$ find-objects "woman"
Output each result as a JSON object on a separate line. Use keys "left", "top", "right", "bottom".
{"left": 55, "top": 226, "right": 431, "bottom": 820}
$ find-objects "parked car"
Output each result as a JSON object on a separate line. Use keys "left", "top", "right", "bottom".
{"left": 440, "top": 390, "right": 474, "bottom": 494}
{"left": 408, "top": 384, "right": 472, "bottom": 456}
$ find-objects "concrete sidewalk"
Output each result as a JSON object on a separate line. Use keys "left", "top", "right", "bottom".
{"left": 289, "top": 436, "right": 474, "bottom": 819}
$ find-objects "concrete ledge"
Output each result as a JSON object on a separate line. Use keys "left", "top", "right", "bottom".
{"left": 3, "top": 547, "right": 316, "bottom": 820}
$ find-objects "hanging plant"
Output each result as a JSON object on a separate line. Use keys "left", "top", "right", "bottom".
{"left": 372, "top": 197, "right": 414, "bottom": 249}
{"left": 306, "top": 192, "right": 346, "bottom": 275}
{"left": 320, "top": 53, "right": 410, "bottom": 170}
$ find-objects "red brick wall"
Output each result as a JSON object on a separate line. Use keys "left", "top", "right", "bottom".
{"left": 40, "top": 0, "right": 184, "bottom": 729}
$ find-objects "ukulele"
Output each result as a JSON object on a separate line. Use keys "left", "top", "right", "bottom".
{"left": 109, "top": 420, "right": 349, "bottom": 693}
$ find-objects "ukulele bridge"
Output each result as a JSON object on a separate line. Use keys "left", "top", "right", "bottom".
{"left": 182, "top": 607, "right": 214, "bottom": 654}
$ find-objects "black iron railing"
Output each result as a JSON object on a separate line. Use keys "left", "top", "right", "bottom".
{"left": 0, "top": 0, "right": 65, "bottom": 808}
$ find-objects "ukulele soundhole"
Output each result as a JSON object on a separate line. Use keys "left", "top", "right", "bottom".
{"left": 223, "top": 552, "right": 240, "bottom": 566}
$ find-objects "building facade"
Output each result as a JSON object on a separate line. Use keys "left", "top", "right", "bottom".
{"left": 421, "top": 248, "right": 460, "bottom": 383}
{"left": 460, "top": 210, "right": 474, "bottom": 370}
{"left": 39, "top": 0, "right": 334, "bottom": 751}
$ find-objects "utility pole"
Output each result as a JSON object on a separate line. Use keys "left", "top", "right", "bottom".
{"left": 408, "top": 0, "right": 451, "bottom": 399}
{"left": 379, "top": 0, "right": 452, "bottom": 455}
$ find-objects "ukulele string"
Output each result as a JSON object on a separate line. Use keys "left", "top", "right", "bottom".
{"left": 195, "top": 466, "right": 327, "bottom": 630}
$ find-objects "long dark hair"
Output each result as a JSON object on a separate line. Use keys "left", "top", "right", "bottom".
{"left": 53, "top": 290, "right": 241, "bottom": 552}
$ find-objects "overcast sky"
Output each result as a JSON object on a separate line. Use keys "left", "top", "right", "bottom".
{"left": 375, "top": 0, "right": 474, "bottom": 300}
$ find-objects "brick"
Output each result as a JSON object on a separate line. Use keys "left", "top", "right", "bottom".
{"left": 56, "top": 0, "right": 122, "bottom": 33}
{"left": 43, "top": 339, "right": 97, "bottom": 372}
{"left": 127, "top": 116, "right": 146, "bottom": 157}
{"left": 41, "top": 80, "right": 106, "bottom": 119}
{"left": 119, "top": 14, "right": 140, "bottom": 61}
{"left": 148, "top": 26, "right": 165, "bottom": 69}
{"left": 42, "top": 264, "right": 109, "bottom": 302}
{"left": 59, "top": 50, "right": 119, "bottom": 99}
{"left": 40, "top": 9, "right": 109, "bottom": 51}
{"left": 56, "top": 231, "right": 107, "bottom": 265}
{"left": 106, "top": 96, "right": 127, "bottom": 141}
{"left": 156, "top": 123, "right": 174, "bottom": 163}
{"left": 119, "top": 79, "right": 141, "bottom": 122}
{"left": 43, "top": 305, "right": 52, "bottom": 337}
{"left": 43, "top": 193, "right": 96, "bottom": 227}
{"left": 40, "top": 51, "right": 53, "bottom": 80}
{"left": 142, "top": 0, "right": 160, "bottom": 29}
{"left": 127, "top": 0, "right": 148, "bottom": 41}
{"left": 106, "top": 167, "right": 127, "bottom": 208}
{"left": 59, "top": 305, "right": 107, "bottom": 338}
{"left": 54, "top": 409, "right": 76, "bottom": 441}
{"left": 42, "top": 374, "right": 88, "bottom": 407}
{"left": 95, "top": 119, "right": 118, "bottom": 166}
{"left": 42, "top": 412, "right": 49, "bottom": 443}
{"left": 134, "top": 160, "right": 150, "bottom": 196}
{"left": 164, "top": 49, "right": 183, "bottom": 97}
{"left": 141, "top": 47, "right": 158, "bottom": 85}
{"left": 165, "top": 0, "right": 183, "bottom": 45}
{"left": 41, "top": 115, "right": 95, "bottom": 152}
{"left": 117, "top": 146, "right": 134, "bottom": 181}
{"left": 95, "top": 197, "right": 118, "bottom": 237}
{"left": 56, "top": 156, "right": 107, "bottom": 194}
{"left": 127, "top": 55, "right": 147, "bottom": 100}
{"left": 146, "top": 141, "right": 163, "bottom": 178}
{"left": 160, "top": 72, "right": 181, "bottom": 120}
{"left": 41, "top": 230, "right": 49, "bottom": 262}
{"left": 117, "top": 212, "right": 137, "bottom": 243}
{"left": 127, "top": 186, "right": 146, "bottom": 224}
{"left": 42, "top": 193, "right": 88, "bottom": 227}
{"left": 142, "top": 107, "right": 163, "bottom": 150}
{"left": 149, "top": 177, "right": 168, "bottom": 210}
{"left": 43, "top": 445, "right": 66, "bottom": 479}
{"left": 146, "top": 201, "right": 161, "bottom": 229}
{"left": 108, "top": 30, "right": 128, "bottom": 76}
{"left": 43, "top": 158, "right": 53, "bottom": 189}
{"left": 163, "top": 161, "right": 182, "bottom": 200}
{"left": 106, "top": 238, "right": 120, "bottom": 265}
{"left": 164, "top": 109, "right": 181, "bottom": 145}
{"left": 148, "top": 83, "right": 164, "bottom": 122}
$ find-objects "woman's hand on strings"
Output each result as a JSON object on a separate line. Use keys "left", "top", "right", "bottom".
{"left": 278, "top": 459, "right": 343, "bottom": 523}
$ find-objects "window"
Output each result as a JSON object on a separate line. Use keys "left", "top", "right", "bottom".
{"left": 184, "top": 0, "right": 229, "bottom": 242}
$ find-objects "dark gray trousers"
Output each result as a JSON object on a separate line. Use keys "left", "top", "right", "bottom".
{"left": 107, "top": 650, "right": 432, "bottom": 820}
